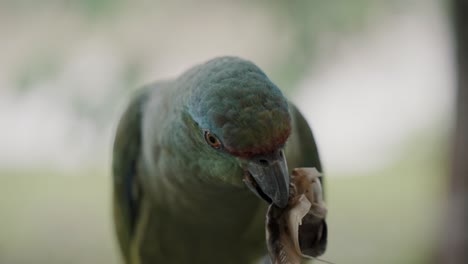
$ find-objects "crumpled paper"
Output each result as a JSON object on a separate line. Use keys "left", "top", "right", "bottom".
{"left": 266, "top": 168, "right": 328, "bottom": 264}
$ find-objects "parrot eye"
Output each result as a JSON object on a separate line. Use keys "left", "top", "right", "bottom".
{"left": 204, "top": 130, "right": 222, "bottom": 149}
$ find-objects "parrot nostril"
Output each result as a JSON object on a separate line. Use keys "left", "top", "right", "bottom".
{"left": 259, "top": 159, "right": 269, "bottom": 166}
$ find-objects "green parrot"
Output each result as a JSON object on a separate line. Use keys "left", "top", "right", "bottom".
{"left": 112, "top": 57, "right": 323, "bottom": 264}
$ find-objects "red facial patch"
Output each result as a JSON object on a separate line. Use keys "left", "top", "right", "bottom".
{"left": 223, "top": 126, "right": 291, "bottom": 158}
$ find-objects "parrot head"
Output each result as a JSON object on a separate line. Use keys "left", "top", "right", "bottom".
{"left": 184, "top": 57, "right": 292, "bottom": 208}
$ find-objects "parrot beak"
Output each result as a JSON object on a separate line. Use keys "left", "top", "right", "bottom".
{"left": 243, "top": 149, "right": 290, "bottom": 208}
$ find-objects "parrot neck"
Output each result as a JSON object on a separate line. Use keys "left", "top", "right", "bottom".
{"left": 150, "top": 158, "right": 267, "bottom": 237}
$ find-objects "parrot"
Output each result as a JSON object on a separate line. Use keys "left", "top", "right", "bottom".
{"left": 112, "top": 56, "right": 323, "bottom": 264}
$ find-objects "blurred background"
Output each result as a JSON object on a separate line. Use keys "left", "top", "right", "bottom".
{"left": 0, "top": 0, "right": 454, "bottom": 263}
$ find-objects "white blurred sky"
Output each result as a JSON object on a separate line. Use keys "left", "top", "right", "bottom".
{"left": 0, "top": 2, "right": 454, "bottom": 176}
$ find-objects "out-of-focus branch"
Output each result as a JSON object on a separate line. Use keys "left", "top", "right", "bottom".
{"left": 439, "top": 0, "right": 468, "bottom": 263}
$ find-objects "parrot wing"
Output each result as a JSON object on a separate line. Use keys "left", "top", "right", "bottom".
{"left": 286, "top": 103, "right": 322, "bottom": 175}
{"left": 112, "top": 85, "right": 154, "bottom": 262}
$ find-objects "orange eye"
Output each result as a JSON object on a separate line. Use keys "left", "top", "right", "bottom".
{"left": 204, "top": 130, "right": 222, "bottom": 149}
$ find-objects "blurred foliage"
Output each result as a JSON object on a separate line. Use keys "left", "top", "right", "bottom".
{"left": 264, "top": 0, "right": 378, "bottom": 88}
{"left": 0, "top": 0, "right": 124, "bottom": 17}
{"left": 14, "top": 52, "right": 62, "bottom": 93}
{"left": 0, "top": 168, "right": 119, "bottom": 264}
{"left": 0, "top": 0, "right": 388, "bottom": 91}
{"left": 325, "top": 127, "right": 448, "bottom": 263}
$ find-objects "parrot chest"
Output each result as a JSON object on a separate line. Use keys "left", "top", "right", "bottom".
{"left": 134, "top": 181, "right": 269, "bottom": 264}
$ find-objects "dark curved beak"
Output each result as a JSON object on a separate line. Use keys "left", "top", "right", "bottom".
{"left": 244, "top": 149, "right": 290, "bottom": 208}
